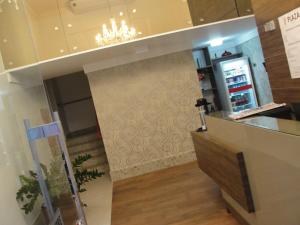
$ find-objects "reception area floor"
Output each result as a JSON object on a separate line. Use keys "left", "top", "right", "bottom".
{"left": 111, "top": 162, "right": 240, "bottom": 225}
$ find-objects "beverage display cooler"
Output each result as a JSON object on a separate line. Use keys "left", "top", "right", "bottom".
{"left": 216, "top": 56, "right": 258, "bottom": 113}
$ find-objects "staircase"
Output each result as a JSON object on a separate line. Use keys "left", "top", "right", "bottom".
{"left": 66, "top": 132, "right": 109, "bottom": 173}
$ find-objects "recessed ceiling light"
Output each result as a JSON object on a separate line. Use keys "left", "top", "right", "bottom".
{"left": 138, "top": 31, "right": 142, "bottom": 35}
{"left": 210, "top": 38, "right": 224, "bottom": 47}
{"left": 132, "top": 9, "right": 137, "bottom": 13}
{"left": 54, "top": 26, "right": 59, "bottom": 31}
{"left": 59, "top": 49, "right": 64, "bottom": 53}
{"left": 73, "top": 46, "right": 78, "bottom": 50}
{"left": 67, "top": 24, "right": 73, "bottom": 28}
{"left": 119, "top": 11, "right": 124, "bottom": 16}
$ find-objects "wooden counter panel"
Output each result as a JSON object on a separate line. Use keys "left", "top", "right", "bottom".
{"left": 251, "top": 0, "right": 300, "bottom": 103}
{"left": 187, "top": 0, "right": 238, "bottom": 25}
{"left": 191, "top": 132, "right": 255, "bottom": 213}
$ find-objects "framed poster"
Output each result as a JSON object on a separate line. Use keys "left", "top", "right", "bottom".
{"left": 278, "top": 7, "right": 300, "bottom": 79}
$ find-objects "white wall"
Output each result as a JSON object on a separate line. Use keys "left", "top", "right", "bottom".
{"left": 0, "top": 51, "right": 4, "bottom": 73}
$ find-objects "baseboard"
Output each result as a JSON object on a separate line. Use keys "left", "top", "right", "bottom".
{"left": 110, "top": 151, "right": 196, "bottom": 181}
{"left": 224, "top": 200, "right": 250, "bottom": 225}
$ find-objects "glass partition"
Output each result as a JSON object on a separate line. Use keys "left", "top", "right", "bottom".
{"left": 23, "top": 0, "right": 192, "bottom": 61}
{"left": 0, "top": 72, "right": 45, "bottom": 224}
{"left": 0, "top": 0, "right": 254, "bottom": 70}
{"left": 0, "top": 0, "right": 38, "bottom": 69}
{"left": 0, "top": 71, "right": 81, "bottom": 224}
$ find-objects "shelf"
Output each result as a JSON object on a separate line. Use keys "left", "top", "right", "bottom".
{"left": 225, "top": 74, "right": 246, "bottom": 79}
{"left": 229, "top": 84, "right": 252, "bottom": 94}
{"left": 202, "top": 88, "right": 217, "bottom": 91}
{"left": 198, "top": 65, "right": 212, "bottom": 70}
{"left": 227, "top": 81, "right": 248, "bottom": 86}
{"left": 197, "top": 66, "right": 213, "bottom": 74}
{"left": 211, "top": 53, "right": 243, "bottom": 63}
{"left": 232, "top": 103, "right": 252, "bottom": 108}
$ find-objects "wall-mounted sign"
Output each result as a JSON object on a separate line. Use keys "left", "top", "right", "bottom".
{"left": 27, "top": 122, "right": 61, "bottom": 141}
{"left": 279, "top": 7, "right": 300, "bottom": 79}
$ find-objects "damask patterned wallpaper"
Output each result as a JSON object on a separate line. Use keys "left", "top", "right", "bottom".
{"left": 88, "top": 51, "right": 202, "bottom": 181}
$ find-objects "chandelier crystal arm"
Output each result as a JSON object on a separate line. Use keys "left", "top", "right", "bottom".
{"left": 0, "top": 0, "right": 19, "bottom": 12}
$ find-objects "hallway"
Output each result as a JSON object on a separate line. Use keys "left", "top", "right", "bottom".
{"left": 111, "top": 162, "right": 240, "bottom": 225}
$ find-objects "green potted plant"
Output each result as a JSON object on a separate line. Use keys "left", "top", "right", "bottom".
{"left": 16, "top": 154, "right": 104, "bottom": 215}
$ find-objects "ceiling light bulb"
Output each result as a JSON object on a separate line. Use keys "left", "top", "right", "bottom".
{"left": 111, "top": 19, "right": 118, "bottom": 33}
{"left": 138, "top": 31, "right": 142, "bottom": 35}
{"left": 119, "top": 11, "right": 124, "bottom": 16}
{"left": 130, "top": 27, "right": 136, "bottom": 36}
{"left": 59, "top": 49, "right": 64, "bottom": 53}
{"left": 54, "top": 26, "right": 59, "bottom": 31}
{"left": 1, "top": 0, "right": 19, "bottom": 11}
{"left": 210, "top": 38, "right": 224, "bottom": 47}
{"left": 67, "top": 24, "right": 73, "bottom": 28}
{"left": 73, "top": 46, "right": 78, "bottom": 50}
{"left": 132, "top": 9, "right": 137, "bottom": 13}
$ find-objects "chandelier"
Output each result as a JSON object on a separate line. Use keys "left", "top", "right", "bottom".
{"left": 95, "top": 18, "right": 138, "bottom": 46}
{"left": 0, "top": 0, "right": 19, "bottom": 13}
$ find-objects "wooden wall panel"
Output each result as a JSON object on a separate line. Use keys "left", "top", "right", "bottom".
{"left": 251, "top": 0, "right": 300, "bottom": 103}
{"left": 235, "top": 0, "right": 253, "bottom": 16}
{"left": 191, "top": 132, "right": 255, "bottom": 213}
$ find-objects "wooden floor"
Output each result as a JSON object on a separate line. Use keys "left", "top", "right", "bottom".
{"left": 112, "top": 162, "right": 241, "bottom": 225}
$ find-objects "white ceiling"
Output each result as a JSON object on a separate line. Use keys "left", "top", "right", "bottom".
{"left": 4, "top": 15, "right": 257, "bottom": 80}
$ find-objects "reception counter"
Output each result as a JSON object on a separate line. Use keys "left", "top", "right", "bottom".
{"left": 191, "top": 113, "right": 300, "bottom": 225}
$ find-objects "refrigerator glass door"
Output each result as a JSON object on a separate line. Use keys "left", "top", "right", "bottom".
{"left": 221, "top": 57, "right": 258, "bottom": 113}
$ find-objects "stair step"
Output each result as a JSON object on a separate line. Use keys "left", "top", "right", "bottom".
{"left": 81, "top": 156, "right": 108, "bottom": 170}
{"left": 68, "top": 140, "right": 103, "bottom": 155}
{"left": 69, "top": 144, "right": 106, "bottom": 156}
{"left": 67, "top": 132, "right": 101, "bottom": 147}
{"left": 70, "top": 148, "right": 106, "bottom": 160}
{"left": 87, "top": 162, "right": 110, "bottom": 173}
{"left": 66, "top": 133, "right": 109, "bottom": 172}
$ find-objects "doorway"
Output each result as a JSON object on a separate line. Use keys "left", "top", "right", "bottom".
{"left": 44, "top": 72, "right": 109, "bottom": 172}
{"left": 44, "top": 72, "right": 112, "bottom": 225}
